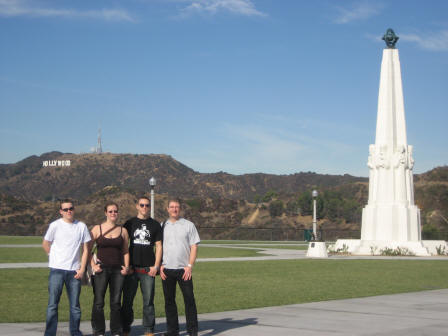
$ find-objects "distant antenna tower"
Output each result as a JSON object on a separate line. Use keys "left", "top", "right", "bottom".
{"left": 96, "top": 128, "right": 103, "bottom": 153}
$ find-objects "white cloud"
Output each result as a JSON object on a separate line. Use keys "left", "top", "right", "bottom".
{"left": 226, "top": 124, "right": 304, "bottom": 156}
{"left": 217, "top": 122, "right": 361, "bottom": 174}
{"left": 333, "top": 1, "right": 382, "bottom": 24}
{"left": 177, "top": 0, "right": 266, "bottom": 18}
{"left": 0, "top": 0, "right": 135, "bottom": 22}
{"left": 400, "top": 30, "right": 448, "bottom": 51}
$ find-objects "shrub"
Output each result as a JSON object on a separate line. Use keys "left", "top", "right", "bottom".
{"left": 379, "top": 247, "right": 415, "bottom": 256}
{"left": 269, "top": 200, "right": 284, "bottom": 217}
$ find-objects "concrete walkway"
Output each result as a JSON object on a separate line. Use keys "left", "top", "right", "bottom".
{"left": 0, "top": 245, "right": 306, "bottom": 269}
{"left": 1, "top": 289, "right": 447, "bottom": 335}
{"left": 2, "top": 244, "right": 447, "bottom": 269}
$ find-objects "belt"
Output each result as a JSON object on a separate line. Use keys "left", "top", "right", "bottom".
{"left": 134, "top": 267, "right": 149, "bottom": 274}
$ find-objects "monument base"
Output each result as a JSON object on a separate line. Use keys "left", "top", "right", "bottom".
{"left": 332, "top": 239, "right": 448, "bottom": 256}
{"left": 306, "top": 242, "right": 328, "bottom": 258}
{"left": 361, "top": 203, "right": 422, "bottom": 242}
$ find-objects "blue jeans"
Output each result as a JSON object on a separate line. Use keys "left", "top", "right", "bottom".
{"left": 162, "top": 268, "right": 198, "bottom": 336}
{"left": 91, "top": 266, "right": 125, "bottom": 336}
{"left": 45, "top": 268, "right": 82, "bottom": 336}
{"left": 121, "top": 268, "right": 155, "bottom": 333}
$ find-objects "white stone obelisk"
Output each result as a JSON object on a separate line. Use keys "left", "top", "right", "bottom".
{"left": 356, "top": 45, "right": 430, "bottom": 256}
{"left": 333, "top": 29, "right": 446, "bottom": 256}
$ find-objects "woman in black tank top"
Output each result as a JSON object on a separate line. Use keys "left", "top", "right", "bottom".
{"left": 90, "top": 202, "right": 130, "bottom": 336}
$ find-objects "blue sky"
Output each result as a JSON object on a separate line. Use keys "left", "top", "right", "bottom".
{"left": 1, "top": 0, "right": 447, "bottom": 176}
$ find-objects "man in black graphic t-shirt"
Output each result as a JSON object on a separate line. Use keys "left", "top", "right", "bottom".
{"left": 122, "top": 196, "right": 162, "bottom": 336}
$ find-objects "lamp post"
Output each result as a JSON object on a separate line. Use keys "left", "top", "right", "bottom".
{"left": 306, "top": 189, "right": 327, "bottom": 258}
{"left": 149, "top": 177, "right": 156, "bottom": 219}
{"left": 312, "top": 190, "right": 318, "bottom": 240}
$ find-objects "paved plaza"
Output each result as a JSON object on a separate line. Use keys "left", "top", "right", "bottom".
{"left": 1, "top": 289, "right": 447, "bottom": 335}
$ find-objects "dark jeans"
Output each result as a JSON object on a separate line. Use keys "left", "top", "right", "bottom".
{"left": 91, "top": 266, "right": 124, "bottom": 336}
{"left": 162, "top": 268, "right": 198, "bottom": 336}
{"left": 121, "top": 268, "right": 156, "bottom": 333}
{"left": 45, "top": 268, "right": 82, "bottom": 336}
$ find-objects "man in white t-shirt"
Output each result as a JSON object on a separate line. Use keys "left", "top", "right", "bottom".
{"left": 42, "top": 199, "right": 91, "bottom": 336}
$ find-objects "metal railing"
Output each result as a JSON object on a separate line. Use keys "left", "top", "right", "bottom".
{"left": 198, "top": 227, "right": 448, "bottom": 242}
{"left": 198, "top": 227, "right": 361, "bottom": 242}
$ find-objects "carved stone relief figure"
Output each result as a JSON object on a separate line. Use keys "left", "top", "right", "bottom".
{"left": 407, "top": 146, "right": 414, "bottom": 169}
{"left": 393, "top": 145, "right": 407, "bottom": 168}
{"left": 367, "top": 145, "right": 375, "bottom": 169}
{"left": 377, "top": 145, "right": 390, "bottom": 169}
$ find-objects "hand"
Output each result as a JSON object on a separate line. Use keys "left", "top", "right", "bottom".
{"left": 93, "top": 264, "right": 102, "bottom": 274}
{"left": 121, "top": 265, "right": 129, "bottom": 275}
{"left": 182, "top": 265, "right": 192, "bottom": 281}
{"left": 74, "top": 269, "right": 84, "bottom": 279}
{"left": 160, "top": 266, "right": 166, "bottom": 280}
{"left": 148, "top": 266, "right": 158, "bottom": 277}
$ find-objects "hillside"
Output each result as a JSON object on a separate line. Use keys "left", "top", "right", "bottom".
{"left": 0, "top": 153, "right": 447, "bottom": 240}
{"left": 0, "top": 152, "right": 365, "bottom": 201}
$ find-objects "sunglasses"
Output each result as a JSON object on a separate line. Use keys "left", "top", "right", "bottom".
{"left": 139, "top": 204, "right": 150, "bottom": 208}
{"left": 61, "top": 207, "right": 74, "bottom": 212}
{"left": 108, "top": 210, "right": 119, "bottom": 214}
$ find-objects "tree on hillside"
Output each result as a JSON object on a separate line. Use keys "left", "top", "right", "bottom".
{"left": 286, "top": 200, "right": 299, "bottom": 215}
{"left": 320, "top": 190, "right": 361, "bottom": 223}
{"left": 269, "top": 200, "right": 284, "bottom": 217}
{"left": 297, "top": 192, "right": 312, "bottom": 216}
{"left": 262, "top": 190, "right": 278, "bottom": 202}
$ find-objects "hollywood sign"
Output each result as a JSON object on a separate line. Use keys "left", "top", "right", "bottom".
{"left": 42, "top": 160, "right": 71, "bottom": 167}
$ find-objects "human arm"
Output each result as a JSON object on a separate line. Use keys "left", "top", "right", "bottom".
{"left": 42, "top": 239, "right": 52, "bottom": 255}
{"left": 42, "top": 222, "right": 55, "bottom": 255}
{"left": 160, "top": 265, "right": 166, "bottom": 280}
{"left": 148, "top": 240, "right": 162, "bottom": 277}
{"left": 182, "top": 244, "right": 198, "bottom": 281}
{"left": 90, "top": 226, "right": 102, "bottom": 273}
{"left": 121, "top": 227, "right": 130, "bottom": 275}
{"left": 75, "top": 241, "right": 90, "bottom": 279}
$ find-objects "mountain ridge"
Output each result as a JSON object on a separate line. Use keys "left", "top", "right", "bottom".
{"left": 0, "top": 152, "right": 446, "bottom": 240}
{"left": 0, "top": 151, "right": 367, "bottom": 201}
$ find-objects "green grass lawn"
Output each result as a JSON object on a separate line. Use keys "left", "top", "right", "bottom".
{"left": 231, "top": 244, "right": 308, "bottom": 250}
{"left": 198, "top": 246, "right": 263, "bottom": 258}
{"left": 0, "top": 236, "right": 42, "bottom": 245}
{"left": 201, "top": 240, "right": 306, "bottom": 245}
{"left": 1, "top": 259, "right": 447, "bottom": 323}
{"left": 0, "top": 247, "right": 48, "bottom": 263}
{"left": 0, "top": 246, "right": 263, "bottom": 263}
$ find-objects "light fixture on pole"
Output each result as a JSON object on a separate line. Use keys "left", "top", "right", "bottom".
{"left": 312, "top": 190, "right": 318, "bottom": 240}
{"left": 306, "top": 189, "right": 327, "bottom": 258}
{"left": 149, "top": 177, "right": 156, "bottom": 219}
